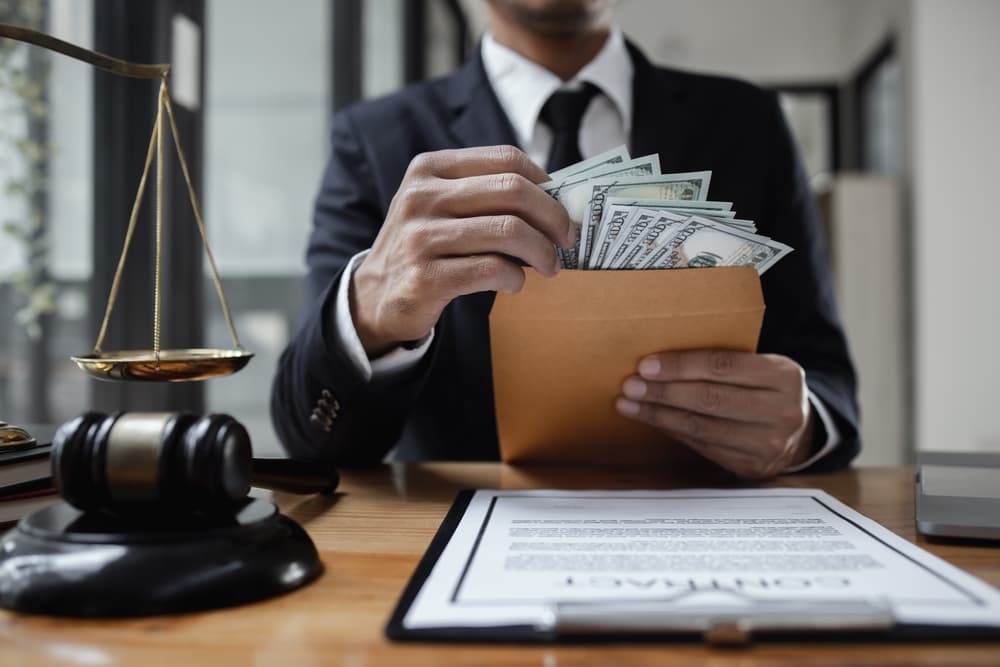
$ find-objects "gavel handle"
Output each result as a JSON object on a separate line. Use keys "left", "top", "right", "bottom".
{"left": 250, "top": 459, "right": 339, "bottom": 496}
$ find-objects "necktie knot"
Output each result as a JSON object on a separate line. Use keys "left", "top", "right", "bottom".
{"left": 539, "top": 83, "right": 600, "bottom": 173}
{"left": 539, "top": 83, "right": 600, "bottom": 133}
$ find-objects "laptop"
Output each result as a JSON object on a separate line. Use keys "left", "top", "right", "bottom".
{"left": 916, "top": 451, "right": 1000, "bottom": 540}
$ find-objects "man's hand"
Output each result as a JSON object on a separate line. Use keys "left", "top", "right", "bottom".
{"left": 615, "top": 350, "right": 816, "bottom": 479}
{"left": 351, "top": 145, "right": 575, "bottom": 357}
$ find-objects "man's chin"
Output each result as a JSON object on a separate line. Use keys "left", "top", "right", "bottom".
{"left": 493, "top": 0, "right": 609, "bottom": 35}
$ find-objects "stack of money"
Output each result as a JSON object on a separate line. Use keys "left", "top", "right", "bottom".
{"left": 541, "top": 146, "right": 792, "bottom": 274}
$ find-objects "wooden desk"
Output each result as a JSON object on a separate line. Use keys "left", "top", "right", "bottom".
{"left": 1, "top": 464, "right": 998, "bottom": 666}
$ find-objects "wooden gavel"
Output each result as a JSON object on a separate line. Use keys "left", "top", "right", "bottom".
{"left": 52, "top": 412, "right": 337, "bottom": 513}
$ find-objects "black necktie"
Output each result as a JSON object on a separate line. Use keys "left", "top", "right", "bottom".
{"left": 539, "top": 83, "right": 600, "bottom": 173}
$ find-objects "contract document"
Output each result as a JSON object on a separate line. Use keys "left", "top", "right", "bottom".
{"left": 391, "top": 489, "right": 1000, "bottom": 640}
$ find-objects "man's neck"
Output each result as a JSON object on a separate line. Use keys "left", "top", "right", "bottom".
{"left": 488, "top": 25, "right": 611, "bottom": 81}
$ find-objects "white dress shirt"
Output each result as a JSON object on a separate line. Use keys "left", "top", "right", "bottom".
{"left": 483, "top": 29, "right": 633, "bottom": 168}
{"left": 329, "top": 30, "right": 840, "bottom": 471}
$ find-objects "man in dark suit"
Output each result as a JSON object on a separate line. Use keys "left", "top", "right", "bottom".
{"left": 270, "top": 0, "right": 860, "bottom": 478}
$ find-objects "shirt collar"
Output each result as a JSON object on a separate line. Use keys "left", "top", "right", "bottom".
{"left": 481, "top": 29, "right": 634, "bottom": 149}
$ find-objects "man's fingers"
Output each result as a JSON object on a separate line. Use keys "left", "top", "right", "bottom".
{"left": 620, "top": 377, "right": 789, "bottom": 423}
{"left": 615, "top": 398, "right": 798, "bottom": 479}
{"left": 428, "top": 254, "right": 527, "bottom": 300}
{"left": 418, "top": 216, "right": 561, "bottom": 277}
{"left": 637, "top": 350, "right": 803, "bottom": 389}
{"left": 438, "top": 172, "right": 576, "bottom": 248}
{"left": 616, "top": 398, "right": 765, "bottom": 453}
{"left": 410, "top": 145, "right": 551, "bottom": 184}
{"left": 395, "top": 147, "right": 575, "bottom": 248}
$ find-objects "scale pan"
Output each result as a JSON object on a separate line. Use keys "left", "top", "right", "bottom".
{"left": 0, "top": 422, "right": 37, "bottom": 451}
{"left": 71, "top": 349, "right": 253, "bottom": 382}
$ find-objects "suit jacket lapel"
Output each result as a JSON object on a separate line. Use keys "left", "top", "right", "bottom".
{"left": 627, "top": 41, "right": 694, "bottom": 173}
{"left": 447, "top": 48, "right": 520, "bottom": 151}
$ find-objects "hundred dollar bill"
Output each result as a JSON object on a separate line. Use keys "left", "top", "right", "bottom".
{"left": 698, "top": 210, "right": 737, "bottom": 219}
{"left": 599, "top": 196, "right": 736, "bottom": 228}
{"left": 587, "top": 206, "right": 680, "bottom": 269}
{"left": 612, "top": 211, "right": 690, "bottom": 270}
{"left": 546, "top": 145, "right": 629, "bottom": 182}
{"left": 571, "top": 171, "right": 712, "bottom": 267}
{"left": 640, "top": 216, "right": 792, "bottom": 275}
{"left": 542, "top": 154, "right": 661, "bottom": 204}
{"left": 587, "top": 205, "right": 637, "bottom": 269}
{"left": 706, "top": 216, "right": 757, "bottom": 233}
{"left": 543, "top": 155, "right": 661, "bottom": 268}
{"left": 602, "top": 196, "right": 733, "bottom": 212}
{"left": 602, "top": 209, "right": 659, "bottom": 269}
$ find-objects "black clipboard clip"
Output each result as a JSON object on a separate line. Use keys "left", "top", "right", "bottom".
{"left": 538, "top": 591, "right": 895, "bottom": 646}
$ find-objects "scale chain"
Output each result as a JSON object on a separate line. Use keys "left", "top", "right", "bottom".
{"left": 161, "top": 84, "right": 243, "bottom": 351}
{"left": 93, "top": 91, "right": 161, "bottom": 354}
{"left": 154, "top": 80, "right": 165, "bottom": 363}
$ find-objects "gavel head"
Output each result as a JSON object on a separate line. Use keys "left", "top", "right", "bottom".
{"left": 52, "top": 412, "right": 252, "bottom": 513}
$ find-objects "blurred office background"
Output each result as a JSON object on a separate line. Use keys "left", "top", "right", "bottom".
{"left": 0, "top": 0, "right": 996, "bottom": 463}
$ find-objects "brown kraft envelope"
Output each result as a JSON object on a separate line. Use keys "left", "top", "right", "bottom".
{"left": 489, "top": 266, "right": 764, "bottom": 466}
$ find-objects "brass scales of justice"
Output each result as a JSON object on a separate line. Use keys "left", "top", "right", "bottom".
{"left": 0, "top": 23, "right": 253, "bottom": 388}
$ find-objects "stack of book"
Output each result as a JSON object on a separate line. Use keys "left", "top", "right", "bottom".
{"left": 1, "top": 426, "right": 56, "bottom": 526}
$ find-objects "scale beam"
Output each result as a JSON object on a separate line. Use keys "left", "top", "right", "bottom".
{"left": 0, "top": 23, "right": 170, "bottom": 79}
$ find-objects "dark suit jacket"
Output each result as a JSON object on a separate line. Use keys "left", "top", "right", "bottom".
{"left": 270, "top": 43, "right": 861, "bottom": 471}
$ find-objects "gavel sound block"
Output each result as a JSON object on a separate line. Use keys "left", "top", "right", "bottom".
{"left": 0, "top": 412, "right": 337, "bottom": 617}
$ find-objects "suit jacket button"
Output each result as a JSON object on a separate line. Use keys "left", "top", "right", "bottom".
{"left": 310, "top": 412, "right": 333, "bottom": 433}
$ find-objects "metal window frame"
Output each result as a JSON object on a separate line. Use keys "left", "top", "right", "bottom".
{"left": 403, "top": 0, "right": 471, "bottom": 85}
{"left": 852, "top": 37, "right": 897, "bottom": 173}
{"left": 332, "top": 0, "right": 362, "bottom": 111}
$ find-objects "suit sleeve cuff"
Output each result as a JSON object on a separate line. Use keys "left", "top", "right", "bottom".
{"left": 332, "top": 249, "right": 434, "bottom": 384}
{"left": 782, "top": 389, "right": 843, "bottom": 473}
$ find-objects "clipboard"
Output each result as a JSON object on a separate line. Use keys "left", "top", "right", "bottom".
{"left": 386, "top": 490, "right": 1000, "bottom": 645}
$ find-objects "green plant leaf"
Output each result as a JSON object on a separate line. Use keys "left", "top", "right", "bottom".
{"left": 5, "top": 181, "right": 27, "bottom": 197}
{"left": 2, "top": 222, "right": 25, "bottom": 239}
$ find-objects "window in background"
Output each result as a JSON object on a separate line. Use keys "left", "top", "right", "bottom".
{"left": 776, "top": 87, "right": 838, "bottom": 190}
{"left": 363, "top": 0, "right": 405, "bottom": 99}
{"left": 773, "top": 86, "right": 840, "bottom": 279}
{"left": 203, "top": 0, "right": 332, "bottom": 455}
{"left": 858, "top": 42, "right": 901, "bottom": 175}
{"left": 0, "top": 0, "right": 93, "bottom": 425}
{"left": 426, "top": 0, "right": 469, "bottom": 79}
{"left": 402, "top": 0, "right": 469, "bottom": 84}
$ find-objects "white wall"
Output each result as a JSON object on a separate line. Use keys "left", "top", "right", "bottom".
{"left": 911, "top": 0, "right": 1000, "bottom": 453}
{"left": 839, "top": 0, "right": 909, "bottom": 69}
{"left": 616, "top": 0, "right": 852, "bottom": 83}
{"left": 827, "top": 177, "right": 906, "bottom": 466}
